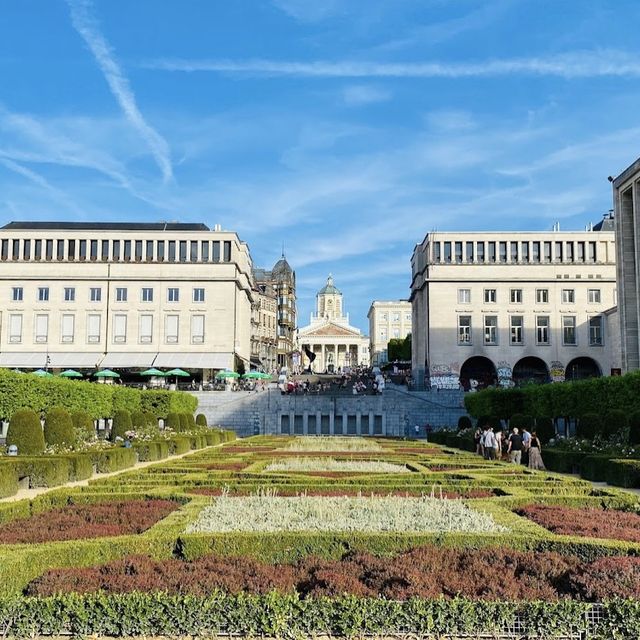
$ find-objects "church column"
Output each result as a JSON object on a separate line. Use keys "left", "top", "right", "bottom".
{"left": 356, "top": 344, "right": 361, "bottom": 366}
{"left": 321, "top": 344, "right": 326, "bottom": 372}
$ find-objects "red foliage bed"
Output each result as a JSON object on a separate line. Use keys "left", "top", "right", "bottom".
{"left": 25, "top": 545, "right": 640, "bottom": 601}
{"left": 0, "top": 500, "right": 179, "bottom": 545}
{"left": 516, "top": 504, "right": 640, "bottom": 544}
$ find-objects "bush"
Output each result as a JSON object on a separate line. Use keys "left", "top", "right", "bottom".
{"left": 510, "top": 414, "right": 534, "bottom": 430}
{"left": 71, "top": 411, "right": 95, "bottom": 442}
{"left": 110, "top": 410, "right": 132, "bottom": 442}
{"left": 602, "top": 409, "right": 628, "bottom": 438}
{"left": 165, "top": 412, "right": 181, "bottom": 431}
{"left": 134, "top": 440, "right": 170, "bottom": 462}
{"left": 131, "top": 411, "right": 147, "bottom": 428}
{"left": 0, "top": 465, "right": 18, "bottom": 498}
{"left": 6, "top": 409, "right": 45, "bottom": 455}
{"left": 456, "top": 416, "right": 471, "bottom": 431}
{"left": 5, "top": 457, "right": 70, "bottom": 488}
{"left": 196, "top": 413, "right": 208, "bottom": 427}
{"left": 576, "top": 413, "right": 603, "bottom": 440}
{"left": 89, "top": 447, "right": 137, "bottom": 473}
{"left": 143, "top": 411, "right": 157, "bottom": 427}
{"left": 44, "top": 407, "right": 74, "bottom": 447}
{"left": 535, "top": 417, "right": 555, "bottom": 444}
{"left": 579, "top": 454, "right": 612, "bottom": 482}
{"left": 178, "top": 414, "right": 190, "bottom": 432}
{"left": 629, "top": 410, "right": 640, "bottom": 445}
{"left": 605, "top": 459, "right": 640, "bottom": 488}
{"left": 536, "top": 449, "right": 586, "bottom": 474}
{"left": 168, "top": 436, "right": 191, "bottom": 455}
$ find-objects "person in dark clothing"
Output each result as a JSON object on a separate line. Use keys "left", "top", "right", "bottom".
{"left": 507, "top": 427, "right": 523, "bottom": 464}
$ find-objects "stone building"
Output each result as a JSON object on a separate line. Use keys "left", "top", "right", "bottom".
{"left": 367, "top": 300, "right": 412, "bottom": 365}
{"left": 0, "top": 221, "right": 255, "bottom": 379}
{"left": 253, "top": 254, "right": 297, "bottom": 369}
{"left": 250, "top": 281, "right": 277, "bottom": 373}
{"left": 298, "top": 275, "right": 370, "bottom": 372}
{"left": 410, "top": 225, "right": 617, "bottom": 390}
{"left": 613, "top": 156, "right": 640, "bottom": 372}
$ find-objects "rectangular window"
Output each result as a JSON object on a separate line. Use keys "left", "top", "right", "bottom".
{"left": 87, "top": 314, "right": 101, "bottom": 343}
{"left": 12, "top": 287, "right": 23, "bottom": 302}
{"left": 141, "top": 287, "right": 154, "bottom": 302}
{"left": 458, "top": 288, "right": 471, "bottom": 304}
{"left": 139, "top": 314, "right": 153, "bottom": 343}
{"left": 454, "top": 241, "right": 463, "bottom": 263}
{"left": 589, "top": 316, "right": 603, "bottom": 346}
{"left": 123, "top": 240, "right": 131, "bottom": 262}
{"left": 499, "top": 241, "right": 507, "bottom": 263}
{"left": 521, "top": 242, "right": 529, "bottom": 262}
{"left": 115, "top": 287, "right": 127, "bottom": 302}
{"left": 45, "top": 239, "right": 53, "bottom": 261}
{"left": 510, "top": 315, "right": 523, "bottom": 345}
{"left": 101, "top": 240, "right": 109, "bottom": 261}
{"left": 484, "top": 315, "right": 498, "bottom": 345}
{"left": 477, "top": 242, "right": 485, "bottom": 263}
{"left": 179, "top": 241, "right": 187, "bottom": 262}
{"left": 113, "top": 314, "right": 127, "bottom": 343}
{"left": 11, "top": 239, "right": 19, "bottom": 260}
{"left": 577, "top": 241, "right": 585, "bottom": 263}
{"left": 157, "top": 240, "right": 165, "bottom": 262}
{"left": 536, "top": 316, "right": 550, "bottom": 345}
{"left": 193, "top": 287, "right": 205, "bottom": 303}
{"left": 562, "top": 316, "right": 577, "bottom": 345}
{"left": 38, "top": 287, "right": 49, "bottom": 302}
{"left": 543, "top": 241, "right": 552, "bottom": 262}
{"left": 443, "top": 241, "right": 452, "bottom": 263}
{"left": 35, "top": 313, "right": 49, "bottom": 343}
{"left": 0, "top": 239, "right": 8, "bottom": 261}
{"left": 554, "top": 241, "right": 563, "bottom": 262}
{"left": 484, "top": 289, "right": 497, "bottom": 303}
{"left": 392, "top": 313, "right": 400, "bottom": 322}
{"left": 562, "top": 289, "right": 575, "bottom": 304}
{"left": 433, "top": 242, "right": 441, "bottom": 263}
{"left": 536, "top": 288, "right": 549, "bottom": 304}
{"left": 135, "top": 240, "right": 143, "bottom": 262}
{"left": 90, "top": 239, "right": 98, "bottom": 261}
{"left": 61, "top": 314, "right": 74, "bottom": 343}
{"left": 34, "top": 239, "right": 42, "bottom": 260}
{"left": 488, "top": 241, "right": 496, "bottom": 263}
{"left": 167, "top": 287, "right": 180, "bottom": 302}
{"left": 191, "top": 314, "right": 205, "bottom": 344}
{"left": 89, "top": 287, "right": 102, "bottom": 302}
{"left": 64, "top": 287, "right": 75, "bottom": 302}
{"left": 465, "top": 241, "right": 474, "bottom": 262}
{"left": 112, "top": 240, "right": 120, "bottom": 261}
{"left": 23, "top": 239, "right": 31, "bottom": 260}
{"left": 566, "top": 242, "right": 574, "bottom": 262}
{"left": 588, "top": 288, "right": 601, "bottom": 303}
{"left": 78, "top": 239, "right": 87, "bottom": 261}
{"left": 67, "top": 239, "right": 75, "bottom": 261}
{"left": 510, "top": 288, "right": 523, "bottom": 304}
{"left": 190, "top": 241, "right": 198, "bottom": 262}
{"left": 165, "top": 314, "right": 179, "bottom": 343}
{"left": 212, "top": 241, "right": 221, "bottom": 262}
{"left": 201, "top": 241, "right": 209, "bottom": 262}
{"left": 9, "top": 314, "right": 22, "bottom": 343}
{"left": 588, "top": 241, "right": 596, "bottom": 262}
{"left": 532, "top": 241, "right": 540, "bottom": 263}
{"left": 146, "top": 240, "right": 153, "bottom": 261}
{"left": 510, "top": 241, "right": 518, "bottom": 262}
{"left": 168, "top": 241, "right": 176, "bottom": 262}
{"left": 56, "top": 239, "right": 64, "bottom": 260}
{"left": 223, "top": 241, "right": 232, "bottom": 262}
{"left": 458, "top": 315, "right": 471, "bottom": 344}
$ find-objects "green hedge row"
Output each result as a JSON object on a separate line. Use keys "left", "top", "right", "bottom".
{"left": 465, "top": 370, "right": 640, "bottom": 420}
{"left": 429, "top": 431, "right": 475, "bottom": 451}
{"left": 0, "top": 369, "right": 197, "bottom": 420}
{"left": 0, "top": 592, "right": 637, "bottom": 638}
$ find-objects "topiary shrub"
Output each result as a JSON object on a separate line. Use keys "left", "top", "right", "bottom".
{"left": 577, "top": 413, "right": 603, "bottom": 440}
{"left": 187, "top": 413, "right": 196, "bottom": 430}
{"left": 6, "top": 409, "right": 45, "bottom": 455}
{"left": 629, "top": 411, "right": 640, "bottom": 445}
{"left": 196, "top": 413, "right": 207, "bottom": 427}
{"left": 131, "top": 411, "right": 147, "bottom": 429}
{"left": 602, "top": 409, "right": 628, "bottom": 438}
{"left": 165, "top": 412, "right": 181, "bottom": 431}
{"left": 457, "top": 416, "right": 471, "bottom": 432}
{"left": 535, "top": 416, "right": 555, "bottom": 444}
{"left": 71, "top": 411, "right": 95, "bottom": 443}
{"left": 110, "top": 410, "right": 132, "bottom": 442}
{"left": 178, "top": 413, "right": 190, "bottom": 432}
{"left": 43, "top": 407, "right": 74, "bottom": 447}
{"left": 143, "top": 411, "right": 157, "bottom": 428}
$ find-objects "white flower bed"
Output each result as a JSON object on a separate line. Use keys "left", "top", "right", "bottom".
{"left": 282, "top": 437, "right": 383, "bottom": 452}
{"left": 265, "top": 458, "right": 409, "bottom": 473}
{"left": 186, "top": 493, "right": 506, "bottom": 534}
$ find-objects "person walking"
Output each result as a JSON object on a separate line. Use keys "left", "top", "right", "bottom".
{"left": 483, "top": 427, "right": 497, "bottom": 460}
{"left": 507, "top": 427, "right": 523, "bottom": 464}
{"left": 521, "top": 428, "right": 532, "bottom": 466}
{"left": 528, "top": 431, "right": 546, "bottom": 470}
{"left": 494, "top": 429, "right": 502, "bottom": 460}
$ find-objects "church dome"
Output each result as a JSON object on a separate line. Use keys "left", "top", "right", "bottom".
{"left": 272, "top": 256, "right": 293, "bottom": 278}
{"left": 318, "top": 274, "right": 341, "bottom": 295}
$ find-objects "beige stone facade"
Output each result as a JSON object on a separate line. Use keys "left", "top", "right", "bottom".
{"left": 251, "top": 282, "right": 277, "bottom": 373}
{"left": 0, "top": 222, "right": 254, "bottom": 378}
{"left": 613, "top": 157, "right": 640, "bottom": 372}
{"left": 410, "top": 228, "right": 617, "bottom": 390}
{"left": 298, "top": 275, "right": 370, "bottom": 372}
{"left": 367, "top": 300, "right": 412, "bottom": 365}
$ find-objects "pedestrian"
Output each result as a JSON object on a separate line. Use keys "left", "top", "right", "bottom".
{"left": 521, "top": 427, "right": 532, "bottom": 465}
{"left": 474, "top": 428, "right": 483, "bottom": 456}
{"left": 494, "top": 429, "right": 502, "bottom": 459}
{"left": 507, "top": 427, "right": 523, "bottom": 464}
{"left": 483, "top": 427, "right": 497, "bottom": 460}
{"left": 528, "top": 431, "right": 546, "bottom": 470}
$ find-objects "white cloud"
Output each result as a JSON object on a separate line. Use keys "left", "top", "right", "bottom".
{"left": 66, "top": 0, "right": 173, "bottom": 182}
{"left": 342, "top": 84, "right": 391, "bottom": 106}
{"left": 425, "top": 109, "right": 476, "bottom": 132}
{"left": 146, "top": 49, "right": 640, "bottom": 79}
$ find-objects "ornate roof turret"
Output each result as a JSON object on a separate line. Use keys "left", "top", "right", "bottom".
{"left": 318, "top": 274, "right": 341, "bottom": 295}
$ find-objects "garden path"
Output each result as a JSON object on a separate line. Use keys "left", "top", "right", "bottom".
{"left": 0, "top": 443, "right": 223, "bottom": 504}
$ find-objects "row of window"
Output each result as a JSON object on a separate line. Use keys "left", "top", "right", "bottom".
{"left": 13, "top": 286, "right": 207, "bottom": 304}
{"left": 379, "top": 328, "right": 407, "bottom": 340}
{"left": 8, "top": 313, "right": 207, "bottom": 345}
{"left": 458, "top": 288, "right": 606, "bottom": 305}
{"left": 457, "top": 315, "right": 604, "bottom": 347}
{"left": 378, "top": 312, "right": 412, "bottom": 322}
{"left": 0, "top": 238, "right": 234, "bottom": 264}
{"left": 433, "top": 239, "right": 601, "bottom": 264}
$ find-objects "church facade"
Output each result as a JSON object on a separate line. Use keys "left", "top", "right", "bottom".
{"left": 297, "top": 275, "right": 370, "bottom": 372}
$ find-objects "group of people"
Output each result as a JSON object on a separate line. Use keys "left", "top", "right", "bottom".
{"left": 475, "top": 425, "right": 545, "bottom": 470}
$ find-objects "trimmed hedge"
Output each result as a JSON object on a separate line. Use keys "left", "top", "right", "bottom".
{"left": 196, "top": 413, "right": 207, "bottom": 427}
{"left": 71, "top": 410, "right": 95, "bottom": 442}
{"left": 44, "top": 407, "right": 74, "bottom": 447}
{"left": 133, "top": 440, "right": 170, "bottom": 462}
{"left": 542, "top": 449, "right": 588, "bottom": 474}
{"left": 165, "top": 412, "right": 180, "bottom": 431}
{"left": 89, "top": 448, "right": 137, "bottom": 474}
{"left": 0, "top": 466, "right": 18, "bottom": 498}
{"left": 6, "top": 409, "right": 45, "bottom": 455}
{"left": 110, "top": 410, "right": 132, "bottom": 442}
{"left": 606, "top": 459, "right": 640, "bottom": 488}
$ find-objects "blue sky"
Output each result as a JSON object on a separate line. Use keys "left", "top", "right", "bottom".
{"left": 1, "top": 1, "right": 640, "bottom": 332}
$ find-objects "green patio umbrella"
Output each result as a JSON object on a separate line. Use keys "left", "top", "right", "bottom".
{"left": 140, "top": 368, "right": 167, "bottom": 376}
{"left": 258, "top": 372, "right": 273, "bottom": 379}
{"left": 243, "top": 371, "right": 264, "bottom": 379}
{"left": 165, "top": 368, "right": 190, "bottom": 377}
{"left": 59, "top": 369, "right": 83, "bottom": 378}
{"left": 216, "top": 370, "right": 240, "bottom": 379}
{"left": 31, "top": 369, "right": 53, "bottom": 377}
{"left": 94, "top": 369, "right": 120, "bottom": 378}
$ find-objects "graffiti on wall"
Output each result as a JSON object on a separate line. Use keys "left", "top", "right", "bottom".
{"left": 429, "top": 363, "right": 461, "bottom": 390}
{"left": 496, "top": 361, "right": 514, "bottom": 388}
{"left": 550, "top": 361, "right": 565, "bottom": 383}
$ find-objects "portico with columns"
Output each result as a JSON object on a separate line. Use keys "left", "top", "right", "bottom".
{"left": 297, "top": 275, "right": 370, "bottom": 372}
